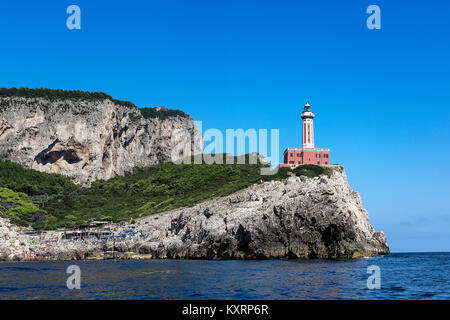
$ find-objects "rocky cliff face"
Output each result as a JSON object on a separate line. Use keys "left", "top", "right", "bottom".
{"left": 134, "top": 167, "right": 389, "bottom": 259}
{"left": 0, "top": 168, "right": 389, "bottom": 261}
{"left": 0, "top": 96, "right": 202, "bottom": 185}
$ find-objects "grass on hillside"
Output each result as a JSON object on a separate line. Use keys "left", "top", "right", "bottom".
{"left": 0, "top": 157, "right": 335, "bottom": 230}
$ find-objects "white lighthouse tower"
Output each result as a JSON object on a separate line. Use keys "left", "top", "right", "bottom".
{"left": 301, "top": 102, "right": 315, "bottom": 149}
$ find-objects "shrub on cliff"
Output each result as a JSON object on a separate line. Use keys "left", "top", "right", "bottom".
{"left": 0, "top": 87, "right": 138, "bottom": 109}
{"left": 140, "top": 107, "right": 189, "bottom": 120}
{"left": 292, "top": 164, "right": 333, "bottom": 178}
{"left": 0, "top": 187, "right": 48, "bottom": 226}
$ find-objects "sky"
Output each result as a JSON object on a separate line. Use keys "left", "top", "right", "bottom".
{"left": 0, "top": 0, "right": 449, "bottom": 252}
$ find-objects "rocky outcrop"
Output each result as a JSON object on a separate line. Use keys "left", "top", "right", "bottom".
{"left": 133, "top": 167, "right": 389, "bottom": 259}
{"left": 0, "top": 96, "right": 202, "bottom": 185}
{"left": 0, "top": 167, "right": 389, "bottom": 261}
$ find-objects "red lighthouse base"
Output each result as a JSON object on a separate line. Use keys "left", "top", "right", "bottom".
{"left": 280, "top": 147, "right": 330, "bottom": 168}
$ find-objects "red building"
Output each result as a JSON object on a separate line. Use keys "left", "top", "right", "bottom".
{"left": 280, "top": 103, "right": 330, "bottom": 168}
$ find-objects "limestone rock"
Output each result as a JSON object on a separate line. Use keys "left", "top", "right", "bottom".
{"left": 0, "top": 96, "right": 202, "bottom": 186}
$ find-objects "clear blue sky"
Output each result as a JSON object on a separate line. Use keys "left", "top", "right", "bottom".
{"left": 0, "top": 0, "right": 449, "bottom": 252}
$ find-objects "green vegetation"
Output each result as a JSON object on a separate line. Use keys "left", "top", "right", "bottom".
{"left": 292, "top": 164, "right": 333, "bottom": 178}
{"left": 0, "top": 187, "right": 48, "bottom": 227}
{"left": 0, "top": 87, "right": 137, "bottom": 109}
{"left": 0, "top": 157, "right": 335, "bottom": 230}
{"left": 0, "top": 159, "right": 77, "bottom": 196}
{"left": 140, "top": 107, "right": 189, "bottom": 120}
{"left": 0, "top": 87, "right": 190, "bottom": 120}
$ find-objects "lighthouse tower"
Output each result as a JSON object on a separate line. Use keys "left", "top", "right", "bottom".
{"left": 280, "top": 102, "right": 330, "bottom": 167}
{"left": 301, "top": 103, "right": 315, "bottom": 149}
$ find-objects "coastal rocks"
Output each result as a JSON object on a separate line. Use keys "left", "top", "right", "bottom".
{"left": 0, "top": 167, "right": 389, "bottom": 261}
{"left": 0, "top": 96, "right": 202, "bottom": 186}
{"left": 133, "top": 167, "right": 389, "bottom": 259}
{"left": 0, "top": 218, "right": 31, "bottom": 261}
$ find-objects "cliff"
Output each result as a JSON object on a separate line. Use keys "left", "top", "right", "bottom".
{"left": 0, "top": 90, "right": 202, "bottom": 186}
{"left": 0, "top": 88, "right": 388, "bottom": 260}
{"left": 132, "top": 167, "right": 389, "bottom": 259}
{"left": 0, "top": 167, "right": 389, "bottom": 261}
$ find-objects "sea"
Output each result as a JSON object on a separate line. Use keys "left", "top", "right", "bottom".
{"left": 0, "top": 252, "right": 448, "bottom": 300}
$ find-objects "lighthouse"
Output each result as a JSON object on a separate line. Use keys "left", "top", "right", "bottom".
{"left": 280, "top": 102, "right": 330, "bottom": 167}
{"left": 301, "top": 103, "right": 315, "bottom": 149}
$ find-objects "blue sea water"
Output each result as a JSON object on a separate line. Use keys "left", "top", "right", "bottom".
{"left": 0, "top": 253, "right": 448, "bottom": 299}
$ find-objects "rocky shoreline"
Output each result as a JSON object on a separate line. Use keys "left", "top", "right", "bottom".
{"left": 0, "top": 167, "right": 389, "bottom": 261}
